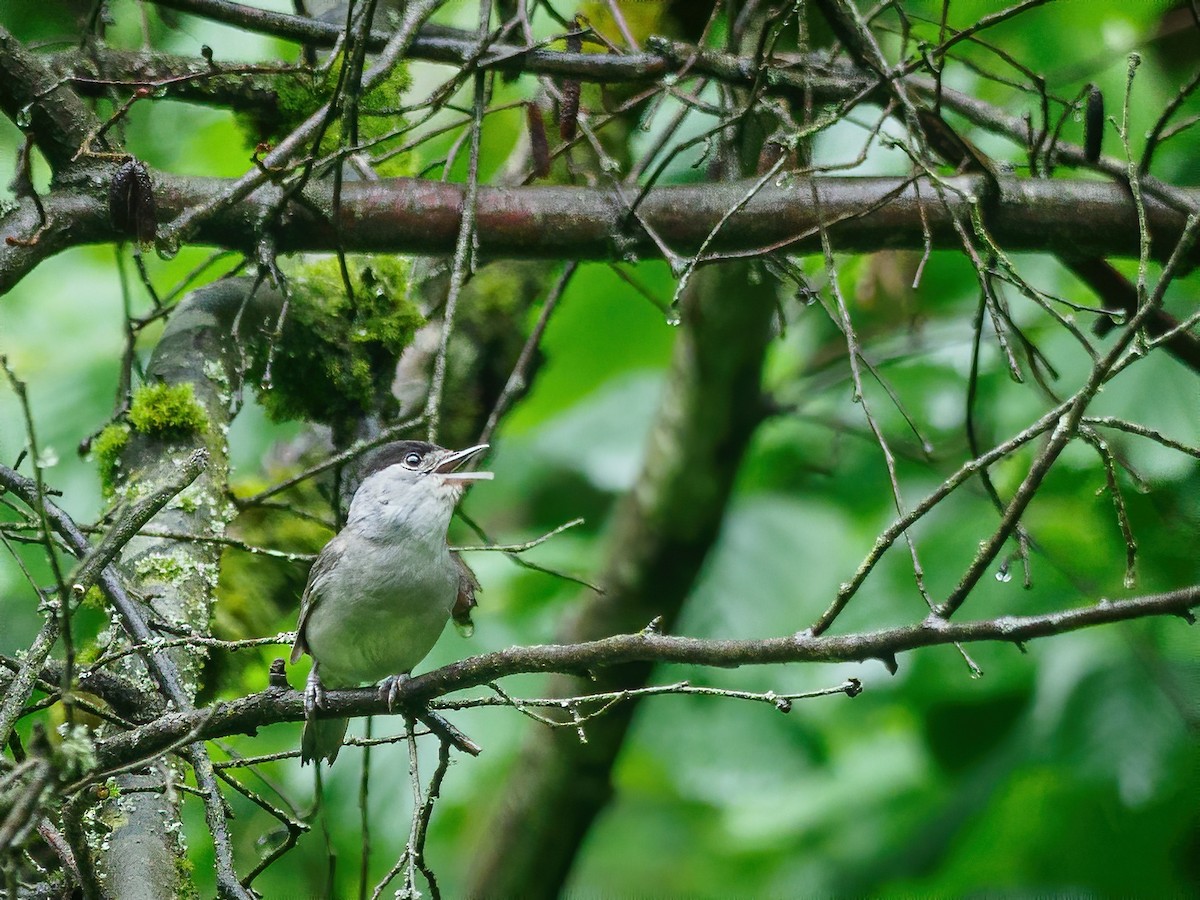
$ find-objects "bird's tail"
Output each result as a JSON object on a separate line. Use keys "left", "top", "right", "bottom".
{"left": 301, "top": 716, "right": 349, "bottom": 765}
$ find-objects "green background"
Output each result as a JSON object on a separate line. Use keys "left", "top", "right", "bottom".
{"left": 1, "top": 1, "right": 1197, "bottom": 896}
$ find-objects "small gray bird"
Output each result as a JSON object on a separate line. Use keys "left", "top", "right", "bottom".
{"left": 291, "top": 440, "right": 492, "bottom": 765}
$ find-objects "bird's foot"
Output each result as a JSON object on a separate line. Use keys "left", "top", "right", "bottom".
{"left": 378, "top": 674, "right": 409, "bottom": 713}
{"left": 304, "top": 666, "right": 326, "bottom": 717}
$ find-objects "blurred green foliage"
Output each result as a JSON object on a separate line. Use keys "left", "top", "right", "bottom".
{"left": 0, "top": 0, "right": 1197, "bottom": 897}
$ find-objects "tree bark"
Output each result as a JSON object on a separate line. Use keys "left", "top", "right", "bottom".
{"left": 4, "top": 175, "right": 1198, "bottom": 297}
{"left": 84, "top": 281, "right": 270, "bottom": 900}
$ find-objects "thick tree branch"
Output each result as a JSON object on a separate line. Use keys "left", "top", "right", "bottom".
{"left": 118, "top": 9, "right": 1195, "bottom": 218}
{"left": 148, "top": 0, "right": 668, "bottom": 81}
{"left": 82, "top": 281, "right": 268, "bottom": 900}
{"left": 4, "top": 175, "right": 1199, "bottom": 297}
{"left": 46, "top": 48, "right": 291, "bottom": 119}
{"left": 47, "top": 29, "right": 848, "bottom": 110}
{"left": 0, "top": 25, "right": 109, "bottom": 170}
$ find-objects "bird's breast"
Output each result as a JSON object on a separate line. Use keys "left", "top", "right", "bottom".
{"left": 303, "top": 535, "right": 458, "bottom": 687}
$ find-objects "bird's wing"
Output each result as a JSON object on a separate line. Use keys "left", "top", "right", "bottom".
{"left": 451, "top": 550, "right": 480, "bottom": 629}
{"left": 290, "top": 534, "right": 346, "bottom": 664}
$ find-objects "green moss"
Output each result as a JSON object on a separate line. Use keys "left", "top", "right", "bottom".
{"left": 240, "top": 55, "right": 412, "bottom": 172}
{"left": 75, "top": 643, "right": 100, "bottom": 666}
{"left": 80, "top": 585, "right": 106, "bottom": 610}
{"left": 92, "top": 423, "right": 131, "bottom": 496}
{"left": 128, "top": 383, "right": 208, "bottom": 438}
{"left": 252, "top": 257, "right": 422, "bottom": 440}
{"left": 174, "top": 855, "right": 200, "bottom": 900}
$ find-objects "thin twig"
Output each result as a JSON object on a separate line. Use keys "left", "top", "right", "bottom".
{"left": 424, "top": 1, "right": 492, "bottom": 442}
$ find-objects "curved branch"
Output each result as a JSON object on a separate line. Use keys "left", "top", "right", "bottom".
{"left": 148, "top": 0, "right": 670, "bottom": 81}
{"left": 128, "top": 7, "right": 1197, "bottom": 219}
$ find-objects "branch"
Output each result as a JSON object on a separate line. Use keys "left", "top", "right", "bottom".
{"left": 87, "top": 585, "right": 1199, "bottom": 774}
{"left": 0, "top": 25, "right": 109, "bottom": 170}
{"left": 69, "top": 449, "right": 209, "bottom": 596}
{"left": 5, "top": 175, "right": 1199, "bottom": 296}
{"left": 123, "top": 9, "right": 1196, "bottom": 220}
{"left": 47, "top": 48, "right": 293, "bottom": 119}
{"left": 147, "top": 0, "right": 670, "bottom": 81}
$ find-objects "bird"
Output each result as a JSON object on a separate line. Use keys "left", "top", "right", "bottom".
{"left": 291, "top": 440, "right": 492, "bottom": 764}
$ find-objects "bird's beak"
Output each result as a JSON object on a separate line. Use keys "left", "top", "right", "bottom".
{"left": 433, "top": 444, "right": 493, "bottom": 482}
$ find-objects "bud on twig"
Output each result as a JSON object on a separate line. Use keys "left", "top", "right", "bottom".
{"left": 1084, "top": 85, "right": 1104, "bottom": 163}
{"left": 527, "top": 102, "right": 550, "bottom": 179}
{"left": 108, "top": 158, "right": 157, "bottom": 247}
{"left": 558, "top": 19, "right": 583, "bottom": 142}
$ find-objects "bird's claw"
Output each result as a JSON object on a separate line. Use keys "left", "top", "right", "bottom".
{"left": 304, "top": 666, "right": 326, "bottom": 717}
{"left": 378, "top": 674, "right": 409, "bottom": 713}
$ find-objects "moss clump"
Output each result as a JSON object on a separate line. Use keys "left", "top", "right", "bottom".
{"left": 79, "top": 585, "right": 106, "bottom": 610}
{"left": 91, "top": 384, "right": 205, "bottom": 497}
{"left": 128, "top": 383, "right": 208, "bottom": 438}
{"left": 240, "top": 56, "right": 413, "bottom": 175}
{"left": 174, "top": 855, "right": 200, "bottom": 900}
{"left": 252, "top": 257, "right": 422, "bottom": 440}
{"left": 92, "top": 423, "right": 131, "bottom": 497}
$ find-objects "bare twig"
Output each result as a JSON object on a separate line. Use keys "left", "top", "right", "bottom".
{"left": 423, "top": 4, "right": 491, "bottom": 442}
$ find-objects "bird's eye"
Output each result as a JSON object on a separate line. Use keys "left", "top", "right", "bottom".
{"left": 403, "top": 452, "right": 423, "bottom": 468}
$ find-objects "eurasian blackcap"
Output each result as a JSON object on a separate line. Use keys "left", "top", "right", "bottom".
{"left": 291, "top": 440, "right": 492, "bottom": 764}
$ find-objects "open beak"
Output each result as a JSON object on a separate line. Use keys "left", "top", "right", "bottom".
{"left": 433, "top": 444, "right": 493, "bottom": 482}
